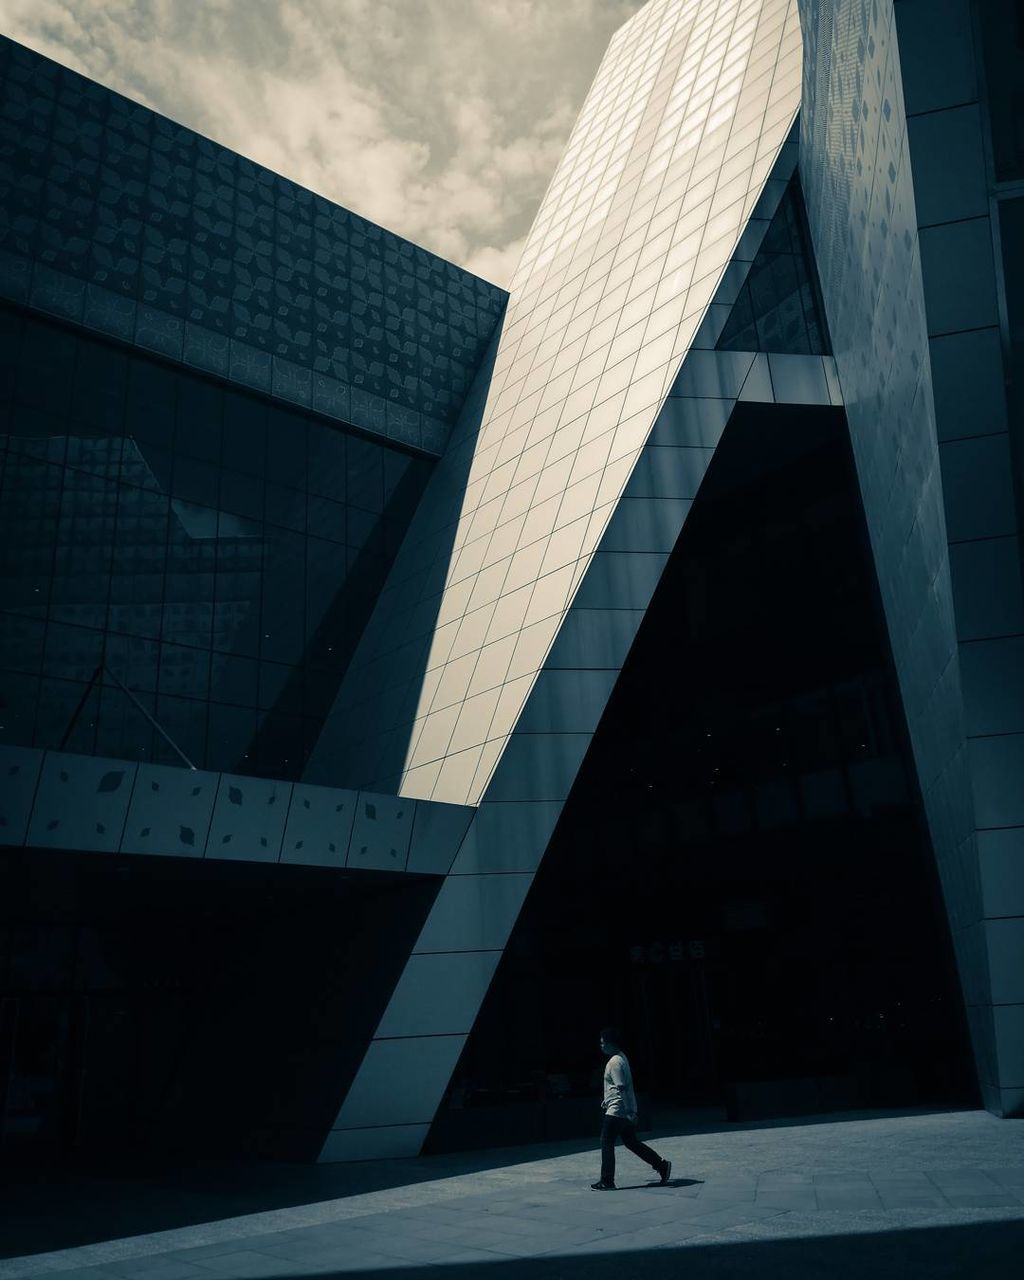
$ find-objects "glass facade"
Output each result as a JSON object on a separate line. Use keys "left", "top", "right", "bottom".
{"left": 0, "top": 37, "right": 506, "bottom": 455}
{"left": 0, "top": 303, "right": 432, "bottom": 779}
{"left": 716, "top": 176, "right": 830, "bottom": 354}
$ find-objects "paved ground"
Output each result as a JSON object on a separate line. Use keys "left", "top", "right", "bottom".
{"left": 2, "top": 1110, "right": 1023, "bottom": 1279}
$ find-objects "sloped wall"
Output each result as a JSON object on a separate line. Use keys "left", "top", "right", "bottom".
{"left": 796, "top": 0, "right": 1014, "bottom": 1111}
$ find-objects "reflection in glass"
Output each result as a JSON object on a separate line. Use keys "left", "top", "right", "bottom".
{"left": 0, "top": 306, "right": 431, "bottom": 780}
{"left": 717, "top": 177, "right": 830, "bottom": 355}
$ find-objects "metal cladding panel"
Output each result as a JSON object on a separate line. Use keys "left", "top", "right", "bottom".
{"left": 307, "top": 0, "right": 803, "bottom": 803}
{"left": 5, "top": 744, "right": 470, "bottom": 872}
{"left": 797, "top": 0, "right": 998, "bottom": 1101}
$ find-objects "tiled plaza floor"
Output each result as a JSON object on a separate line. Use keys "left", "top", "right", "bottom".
{"left": 2, "top": 1111, "right": 1023, "bottom": 1279}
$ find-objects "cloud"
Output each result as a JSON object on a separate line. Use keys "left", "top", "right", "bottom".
{"left": 463, "top": 236, "right": 529, "bottom": 290}
{"left": 0, "top": 0, "right": 645, "bottom": 285}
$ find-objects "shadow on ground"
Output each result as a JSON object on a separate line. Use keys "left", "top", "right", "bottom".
{"left": 224, "top": 1221, "right": 1023, "bottom": 1280}
{"left": 0, "top": 1108, "right": 964, "bottom": 1261}
{"left": 616, "top": 1177, "right": 703, "bottom": 1189}
{"left": 3, "top": 1141, "right": 587, "bottom": 1259}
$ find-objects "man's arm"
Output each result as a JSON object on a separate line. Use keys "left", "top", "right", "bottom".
{"left": 603, "top": 1056, "right": 628, "bottom": 1112}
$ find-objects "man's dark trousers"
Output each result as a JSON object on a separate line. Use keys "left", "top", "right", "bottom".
{"left": 600, "top": 1114, "right": 663, "bottom": 1185}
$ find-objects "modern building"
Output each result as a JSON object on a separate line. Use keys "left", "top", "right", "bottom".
{"left": 1, "top": 0, "right": 1021, "bottom": 1164}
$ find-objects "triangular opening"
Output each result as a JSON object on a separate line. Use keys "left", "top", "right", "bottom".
{"left": 425, "top": 401, "right": 974, "bottom": 1154}
{"left": 717, "top": 175, "right": 832, "bottom": 355}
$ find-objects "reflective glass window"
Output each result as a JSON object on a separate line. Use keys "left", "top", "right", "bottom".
{"left": 717, "top": 178, "right": 832, "bottom": 355}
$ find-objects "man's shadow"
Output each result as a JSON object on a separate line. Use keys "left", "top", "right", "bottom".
{"left": 618, "top": 1177, "right": 704, "bottom": 1190}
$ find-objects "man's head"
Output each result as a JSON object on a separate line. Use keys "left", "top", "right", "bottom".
{"left": 600, "top": 1026, "right": 624, "bottom": 1056}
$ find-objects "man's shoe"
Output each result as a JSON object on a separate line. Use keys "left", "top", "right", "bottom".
{"left": 591, "top": 1181, "right": 616, "bottom": 1190}
{"left": 658, "top": 1160, "right": 672, "bottom": 1185}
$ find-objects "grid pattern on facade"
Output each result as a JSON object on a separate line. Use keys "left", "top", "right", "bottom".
{"left": 317, "top": 166, "right": 845, "bottom": 1158}
{"left": 900, "top": 0, "right": 1024, "bottom": 1115}
{"left": 797, "top": 0, "right": 1017, "bottom": 1111}
{"left": 307, "top": 0, "right": 803, "bottom": 804}
{"left": 0, "top": 305, "right": 431, "bottom": 780}
{"left": 0, "top": 37, "right": 506, "bottom": 456}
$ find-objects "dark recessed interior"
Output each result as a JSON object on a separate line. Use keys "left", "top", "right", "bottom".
{"left": 0, "top": 850, "right": 440, "bottom": 1162}
{"left": 428, "top": 402, "right": 976, "bottom": 1153}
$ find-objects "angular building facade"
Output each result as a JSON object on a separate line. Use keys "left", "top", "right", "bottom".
{"left": 1, "top": 0, "right": 1022, "bottom": 1163}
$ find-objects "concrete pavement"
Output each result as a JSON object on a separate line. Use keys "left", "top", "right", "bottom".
{"left": 2, "top": 1110, "right": 1022, "bottom": 1279}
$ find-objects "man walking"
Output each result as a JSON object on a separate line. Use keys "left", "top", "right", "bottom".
{"left": 592, "top": 1026, "right": 672, "bottom": 1190}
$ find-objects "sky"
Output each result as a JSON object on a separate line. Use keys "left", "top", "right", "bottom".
{"left": 0, "top": 0, "right": 647, "bottom": 286}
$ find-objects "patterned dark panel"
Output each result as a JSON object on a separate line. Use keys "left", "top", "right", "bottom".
{"left": 0, "top": 37, "right": 506, "bottom": 455}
